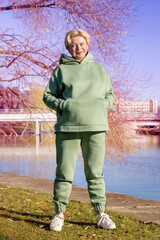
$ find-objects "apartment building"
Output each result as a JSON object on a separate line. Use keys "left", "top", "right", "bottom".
{"left": 115, "top": 98, "right": 158, "bottom": 114}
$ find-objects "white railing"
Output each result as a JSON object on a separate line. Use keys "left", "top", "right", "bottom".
{"left": 0, "top": 108, "right": 52, "bottom": 114}
{"left": 0, "top": 112, "right": 57, "bottom": 122}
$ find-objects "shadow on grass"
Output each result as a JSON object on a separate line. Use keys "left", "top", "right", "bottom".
{"left": 66, "top": 220, "right": 96, "bottom": 227}
{"left": 0, "top": 206, "right": 51, "bottom": 218}
{"left": 0, "top": 206, "right": 51, "bottom": 230}
{"left": 0, "top": 207, "right": 96, "bottom": 231}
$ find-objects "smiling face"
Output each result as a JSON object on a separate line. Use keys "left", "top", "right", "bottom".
{"left": 68, "top": 36, "right": 89, "bottom": 61}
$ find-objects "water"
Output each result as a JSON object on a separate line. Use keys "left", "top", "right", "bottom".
{"left": 0, "top": 134, "right": 160, "bottom": 201}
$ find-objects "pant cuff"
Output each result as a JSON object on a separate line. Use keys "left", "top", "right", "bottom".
{"left": 54, "top": 203, "right": 66, "bottom": 213}
{"left": 93, "top": 204, "right": 106, "bottom": 212}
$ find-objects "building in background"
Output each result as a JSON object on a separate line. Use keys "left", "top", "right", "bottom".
{"left": 115, "top": 98, "right": 158, "bottom": 114}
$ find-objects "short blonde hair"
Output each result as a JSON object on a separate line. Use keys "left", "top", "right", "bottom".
{"left": 64, "top": 29, "right": 90, "bottom": 49}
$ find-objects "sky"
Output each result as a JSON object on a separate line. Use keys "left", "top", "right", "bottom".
{"left": 125, "top": 0, "right": 160, "bottom": 104}
{"left": 0, "top": 0, "right": 160, "bottom": 104}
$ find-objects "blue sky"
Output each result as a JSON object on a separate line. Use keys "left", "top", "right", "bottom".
{"left": 126, "top": 0, "right": 160, "bottom": 103}
{"left": 0, "top": 1, "right": 160, "bottom": 104}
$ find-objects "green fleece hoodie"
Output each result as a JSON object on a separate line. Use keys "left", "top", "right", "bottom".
{"left": 43, "top": 52, "right": 114, "bottom": 132}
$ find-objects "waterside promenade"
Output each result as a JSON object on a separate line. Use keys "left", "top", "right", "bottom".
{"left": 0, "top": 172, "right": 160, "bottom": 225}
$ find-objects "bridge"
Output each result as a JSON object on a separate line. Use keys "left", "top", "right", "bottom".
{"left": 121, "top": 112, "right": 160, "bottom": 129}
{"left": 0, "top": 109, "right": 57, "bottom": 136}
{"left": 1, "top": 110, "right": 160, "bottom": 133}
{"left": 119, "top": 112, "right": 160, "bottom": 136}
{"left": 0, "top": 109, "right": 57, "bottom": 154}
{"left": 1, "top": 109, "right": 160, "bottom": 153}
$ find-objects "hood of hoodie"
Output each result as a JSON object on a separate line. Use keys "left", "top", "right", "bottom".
{"left": 59, "top": 51, "right": 94, "bottom": 65}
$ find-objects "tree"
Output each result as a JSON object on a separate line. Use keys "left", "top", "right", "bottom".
{"left": 0, "top": 0, "right": 138, "bottom": 105}
{"left": 0, "top": 0, "right": 140, "bottom": 156}
{"left": 0, "top": 0, "right": 136, "bottom": 83}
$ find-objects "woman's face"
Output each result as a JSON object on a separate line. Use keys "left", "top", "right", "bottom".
{"left": 68, "top": 36, "right": 88, "bottom": 61}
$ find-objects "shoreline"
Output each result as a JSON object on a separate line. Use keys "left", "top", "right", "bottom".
{"left": 0, "top": 172, "right": 160, "bottom": 225}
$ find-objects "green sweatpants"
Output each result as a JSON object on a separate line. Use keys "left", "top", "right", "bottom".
{"left": 53, "top": 131, "right": 106, "bottom": 213}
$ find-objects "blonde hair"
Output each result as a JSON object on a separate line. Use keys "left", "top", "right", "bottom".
{"left": 64, "top": 29, "right": 90, "bottom": 49}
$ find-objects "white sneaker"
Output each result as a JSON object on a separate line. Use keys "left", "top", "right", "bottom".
{"left": 97, "top": 213, "right": 116, "bottom": 229}
{"left": 50, "top": 215, "right": 64, "bottom": 231}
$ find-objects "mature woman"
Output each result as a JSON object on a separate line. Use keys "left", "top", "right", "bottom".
{"left": 43, "top": 29, "right": 116, "bottom": 231}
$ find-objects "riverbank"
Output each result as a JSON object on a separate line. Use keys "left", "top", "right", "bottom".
{"left": 1, "top": 182, "right": 160, "bottom": 240}
{"left": 0, "top": 172, "right": 160, "bottom": 225}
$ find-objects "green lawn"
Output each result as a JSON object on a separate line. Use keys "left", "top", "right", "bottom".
{"left": 0, "top": 184, "right": 159, "bottom": 240}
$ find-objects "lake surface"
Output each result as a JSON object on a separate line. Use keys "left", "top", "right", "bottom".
{"left": 0, "top": 134, "right": 160, "bottom": 201}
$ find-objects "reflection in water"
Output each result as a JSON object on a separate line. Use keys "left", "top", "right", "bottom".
{"left": 0, "top": 134, "right": 160, "bottom": 201}
{"left": 133, "top": 134, "right": 160, "bottom": 148}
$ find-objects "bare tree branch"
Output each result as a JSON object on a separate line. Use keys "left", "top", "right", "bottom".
{"left": 0, "top": 0, "right": 56, "bottom": 11}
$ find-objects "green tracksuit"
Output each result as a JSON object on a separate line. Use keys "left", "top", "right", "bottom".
{"left": 43, "top": 52, "right": 114, "bottom": 212}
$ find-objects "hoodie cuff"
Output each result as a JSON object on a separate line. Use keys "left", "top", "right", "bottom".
{"left": 59, "top": 100, "right": 65, "bottom": 111}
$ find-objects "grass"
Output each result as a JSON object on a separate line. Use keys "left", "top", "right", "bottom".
{"left": 0, "top": 184, "right": 159, "bottom": 240}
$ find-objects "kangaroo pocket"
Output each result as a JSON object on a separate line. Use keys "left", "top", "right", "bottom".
{"left": 60, "top": 99, "right": 108, "bottom": 126}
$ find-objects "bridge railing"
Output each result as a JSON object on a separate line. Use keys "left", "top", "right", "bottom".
{"left": 0, "top": 108, "right": 54, "bottom": 114}
{"left": 113, "top": 112, "right": 160, "bottom": 121}
{"left": 0, "top": 108, "right": 160, "bottom": 121}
